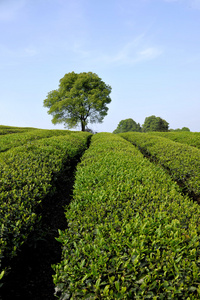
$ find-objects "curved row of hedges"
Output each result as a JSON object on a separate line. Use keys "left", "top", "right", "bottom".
{"left": 0, "top": 131, "right": 91, "bottom": 282}
{"left": 0, "top": 128, "right": 74, "bottom": 153}
{"left": 53, "top": 133, "right": 200, "bottom": 299}
{"left": 120, "top": 132, "right": 200, "bottom": 200}
{"left": 0, "top": 125, "right": 36, "bottom": 136}
{"left": 150, "top": 131, "right": 200, "bottom": 149}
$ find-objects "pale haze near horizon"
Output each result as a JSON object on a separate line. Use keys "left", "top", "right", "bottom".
{"left": 1, "top": 0, "right": 200, "bottom": 132}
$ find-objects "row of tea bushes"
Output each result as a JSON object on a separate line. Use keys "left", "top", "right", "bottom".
{"left": 120, "top": 132, "right": 200, "bottom": 200}
{"left": 53, "top": 133, "right": 200, "bottom": 299}
{"left": 0, "top": 128, "right": 74, "bottom": 153}
{"left": 150, "top": 131, "right": 200, "bottom": 149}
{"left": 0, "top": 125, "right": 36, "bottom": 136}
{"left": 0, "top": 131, "right": 91, "bottom": 282}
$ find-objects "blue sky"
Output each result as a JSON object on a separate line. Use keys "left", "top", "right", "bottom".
{"left": 1, "top": 0, "right": 200, "bottom": 132}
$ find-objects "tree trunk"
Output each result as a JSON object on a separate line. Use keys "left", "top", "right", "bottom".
{"left": 81, "top": 121, "right": 85, "bottom": 131}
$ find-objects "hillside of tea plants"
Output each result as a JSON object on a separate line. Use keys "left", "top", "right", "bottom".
{"left": 149, "top": 131, "right": 200, "bottom": 149}
{"left": 1, "top": 126, "right": 200, "bottom": 299}
{"left": 0, "top": 126, "right": 92, "bottom": 288}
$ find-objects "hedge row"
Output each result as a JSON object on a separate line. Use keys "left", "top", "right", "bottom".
{"left": 120, "top": 132, "right": 200, "bottom": 200}
{"left": 0, "top": 125, "right": 36, "bottom": 135}
{"left": 0, "top": 131, "right": 91, "bottom": 282}
{"left": 150, "top": 132, "right": 200, "bottom": 149}
{"left": 0, "top": 128, "right": 74, "bottom": 153}
{"left": 53, "top": 133, "right": 200, "bottom": 299}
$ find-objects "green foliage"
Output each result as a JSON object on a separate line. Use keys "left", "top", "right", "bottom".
{"left": 0, "top": 125, "right": 37, "bottom": 135}
{"left": 142, "top": 115, "right": 169, "bottom": 132}
{"left": 181, "top": 127, "right": 190, "bottom": 131}
{"left": 53, "top": 133, "right": 200, "bottom": 299}
{"left": 170, "top": 127, "right": 190, "bottom": 132}
{"left": 113, "top": 118, "right": 141, "bottom": 134}
{"left": 150, "top": 131, "right": 200, "bottom": 149}
{"left": 43, "top": 72, "right": 112, "bottom": 131}
{"left": 120, "top": 132, "right": 200, "bottom": 198}
{"left": 0, "top": 128, "right": 72, "bottom": 153}
{"left": 0, "top": 130, "right": 91, "bottom": 281}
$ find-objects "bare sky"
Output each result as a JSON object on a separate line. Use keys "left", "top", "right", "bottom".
{"left": 1, "top": 0, "right": 200, "bottom": 131}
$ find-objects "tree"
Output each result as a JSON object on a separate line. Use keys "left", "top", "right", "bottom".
{"left": 113, "top": 118, "right": 141, "bottom": 133}
{"left": 142, "top": 115, "right": 169, "bottom": 132}
{"left": 170, "top": 127, "right": 190, "bottom": 132}
{"left": 43, "top": 72, "right": 112, "bottom": 131}
{"left": 181, "top": 127, "right": 190, "bottom": 131}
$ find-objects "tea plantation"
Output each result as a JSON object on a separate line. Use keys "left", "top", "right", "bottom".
{"left": 1, "top": 126, "right": 200, "bottom": 299}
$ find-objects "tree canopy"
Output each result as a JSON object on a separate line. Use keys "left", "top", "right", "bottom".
{"left": 170, "top": 127, "right": 190, "bottom": 132}
{"left": 43, "top": 72, "right": 112, "bottom": 131}
{"left": 142, "top": 115, "right": 169, "bottom": 132}
{"left": 113, "top": 118, "right": 141, "bottom": 133}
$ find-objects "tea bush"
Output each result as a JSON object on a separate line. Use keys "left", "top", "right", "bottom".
{"left": 53, "top": 133, "right": 200, "bottom": 299}
{"left": 0, "top": 128, "right": 73, "bottom": 153}
{"left": 150, "top": 131, "right": 200, "bottom": 149}
{"left": 0, "top": 125, "right": 36, "bottom": 135}
{"left": 120, "top": 132, "right": 200, "bottom": 199}
{"left": 0, "top": 131, "right": 91, "bottom": 282}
